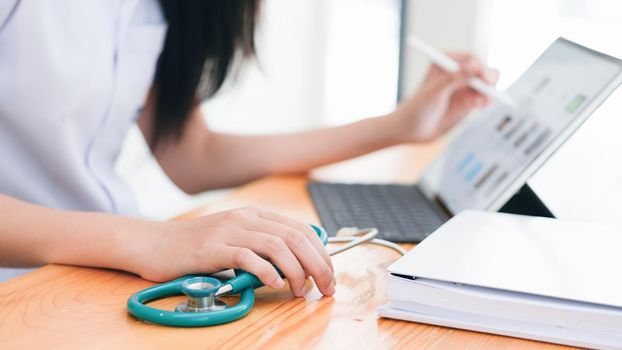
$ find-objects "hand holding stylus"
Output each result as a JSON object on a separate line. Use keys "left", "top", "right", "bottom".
{"left": 389, "top": 48, "right": 500, "bottom": 142}
{"left": 407, "top": 35, "right": 517, "bottom": 108}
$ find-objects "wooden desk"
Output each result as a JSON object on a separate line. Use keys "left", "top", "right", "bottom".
{"left": 0, "top": 145, "right": 571, "bottom": 349}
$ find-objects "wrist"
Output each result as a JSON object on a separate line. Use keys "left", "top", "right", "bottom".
{"left": 383, "top": 107, "right": 413, "bottom": 144}
{"left": 124, "top": 219, "right": 197, "bottom": 282}
{"left": 116, "top": 218, "right": 170, "bottom": 279}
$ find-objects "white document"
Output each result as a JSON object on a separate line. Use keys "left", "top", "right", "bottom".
{"left": 388, "top": 211, "right": 622, "bottom": 308}
{"left": 378, "top": 304, "right": 622, "bottom": 350}
{"left": 386, "top": 277, "right": 622, "bottom": 335}
{"left": 381, "top": 211, "right": 622, "bottom": 349}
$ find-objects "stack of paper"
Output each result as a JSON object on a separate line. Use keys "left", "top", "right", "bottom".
{"left": 379, "top": 211, "right": 622, "bottom": 349}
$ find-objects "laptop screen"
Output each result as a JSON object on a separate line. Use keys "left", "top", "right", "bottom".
{"left": 420, "top": 38, "right": 622, "bottom": 215}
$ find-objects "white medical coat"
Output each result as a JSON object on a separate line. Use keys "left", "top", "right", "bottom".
{"left": 0, "top": 0, "right": 166, "bottom": 280}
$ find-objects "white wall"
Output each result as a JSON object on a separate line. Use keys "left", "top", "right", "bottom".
{"left": 399, "top": 0, "right": 492, "bottom": 97}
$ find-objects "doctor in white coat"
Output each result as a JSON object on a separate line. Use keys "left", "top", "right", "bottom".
{"left": 0, "top": 0, "right": 498, "bottom": 294}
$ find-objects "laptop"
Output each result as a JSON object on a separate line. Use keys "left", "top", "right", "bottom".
{"left": 308, "top": 38, "right": 622, "bottom": 242}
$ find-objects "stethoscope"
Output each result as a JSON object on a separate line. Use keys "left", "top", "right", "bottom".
{"left": 127, "top": 224, "right": 406, "bottom": 327}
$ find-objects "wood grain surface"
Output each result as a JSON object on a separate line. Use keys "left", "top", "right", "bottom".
{"left": 0, "top": 145, "right": 575, "bottom": 349}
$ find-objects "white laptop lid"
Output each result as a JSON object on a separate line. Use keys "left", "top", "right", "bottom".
{"left": 388, "top": 211, "right": 622, "bottom": 308}
{"left": 419, "top": 38, "right": 622, "bottom": 215}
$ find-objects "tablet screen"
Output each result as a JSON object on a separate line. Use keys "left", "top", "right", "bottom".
{"left": 421, "top": 38, "right": 622, "bottom": 214}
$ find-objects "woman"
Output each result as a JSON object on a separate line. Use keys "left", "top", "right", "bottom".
{"left": 0, "top": 0, "right": 498, "bottom": 297}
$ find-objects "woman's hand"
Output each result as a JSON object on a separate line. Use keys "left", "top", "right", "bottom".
{"left": 134, "top": 206, "right": 336, "bottom": 297}
{"left": 391, "top": 53, "right": 500, "bottom": 143}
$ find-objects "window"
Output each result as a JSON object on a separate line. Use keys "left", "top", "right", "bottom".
{"left": 322, "top": 0, "right": 401, "bottom": 125}
{"left": 487, "top": 0, "right": 622, "bottom": 88}
{"left": 203, "top": 0, "right": 401, "bottom": 131}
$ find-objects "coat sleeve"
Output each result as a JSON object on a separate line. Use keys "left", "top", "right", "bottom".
{"left": 0, "top": 0, "right": 18, "bottom": 31}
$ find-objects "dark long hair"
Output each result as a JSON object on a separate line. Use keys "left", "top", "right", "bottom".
{"left": 152, "top": 0, "right": 260, "bottom": 148}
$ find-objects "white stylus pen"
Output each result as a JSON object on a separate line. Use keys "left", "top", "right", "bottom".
{"left": 407, "top": 36, "right": 518, "bottom": 109}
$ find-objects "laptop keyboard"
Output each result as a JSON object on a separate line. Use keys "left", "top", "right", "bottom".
{"left": 307, "top": 182, "right": 446, "bottom": 243}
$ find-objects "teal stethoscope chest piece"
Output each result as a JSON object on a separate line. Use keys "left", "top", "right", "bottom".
{"left": 175, "top": 277, "right": 227, "bottom": 312}
{"left": 127, "top": 224, "right": 328, "bottom": 327}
